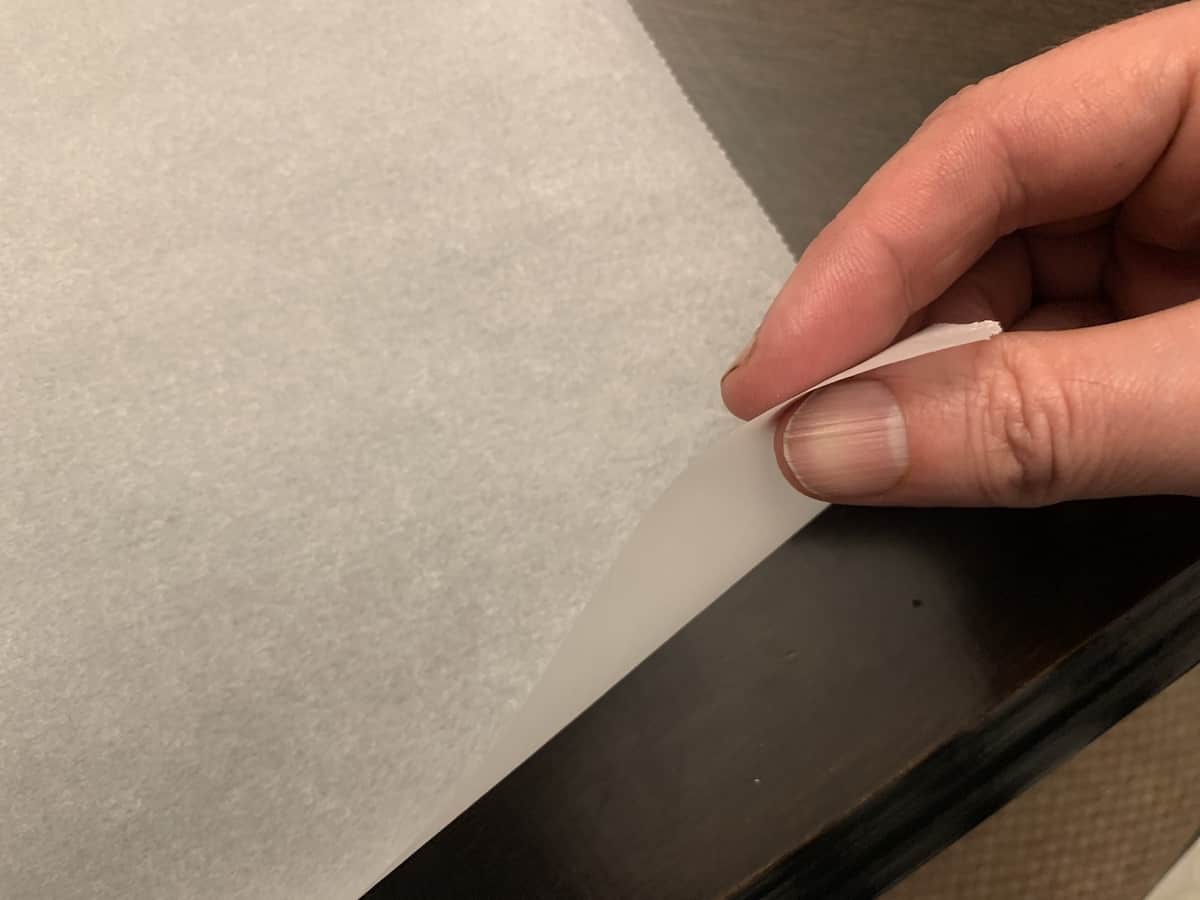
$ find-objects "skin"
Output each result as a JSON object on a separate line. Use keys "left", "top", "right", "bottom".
{"left": 722, "top": 1, "right": 1200, "bottom": 507}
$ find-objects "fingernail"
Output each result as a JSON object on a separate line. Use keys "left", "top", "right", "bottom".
{"left": 722, "top": 332, "right": 757, "bottom": 381}
{"left": 782, "top": 380, "right": 908, "bottom": 499}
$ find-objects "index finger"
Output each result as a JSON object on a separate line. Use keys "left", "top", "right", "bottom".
{"left": 721, "top": 2, "right": 1197, "bottom": 419}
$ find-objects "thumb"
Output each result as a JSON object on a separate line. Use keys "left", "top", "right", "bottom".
{"left": 775, "top": 303, "right": 1200, "bottom": 507}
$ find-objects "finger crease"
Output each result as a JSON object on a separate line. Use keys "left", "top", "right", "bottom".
{"left": 859, "top": 219, "right": 919, "bottom": 318}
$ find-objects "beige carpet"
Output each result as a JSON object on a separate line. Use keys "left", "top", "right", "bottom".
{"left": 886, "top": 665, "right": 1200, "bottom": 900}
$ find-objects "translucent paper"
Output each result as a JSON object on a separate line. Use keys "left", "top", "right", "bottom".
{"left": 403, "top": 319, "right": 1002, "bottom": 863}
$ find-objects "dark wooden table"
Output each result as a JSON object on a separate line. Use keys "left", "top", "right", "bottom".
{"left": 371, "top": 2, "right": 1200, "bottom": 897}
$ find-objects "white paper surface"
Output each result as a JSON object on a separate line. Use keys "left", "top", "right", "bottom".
{"left": 0, "top": 2, "right": 795, "bottom": 898}
{"left": 2, "top": 0, "right": 995, "bottom": 895}
{"left": 401, "top": 319, "right": 1002, "bottom": 867}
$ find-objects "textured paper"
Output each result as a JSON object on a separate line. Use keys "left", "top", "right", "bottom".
{"left": 404, "top": 320, "right": 1002, "bottom": 866}
{"left": 0, "top": 2, "right": 1002, "bottom": 897}
{"left": 0, "top": 1, "right": 797, "bottom": 898}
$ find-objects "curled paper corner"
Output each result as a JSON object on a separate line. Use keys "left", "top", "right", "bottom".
{"left": 393, "top": 319, "right": 1002, "bottom": 874}
{"left": 760, "top": 318, "right": 1004, "bottom": 422}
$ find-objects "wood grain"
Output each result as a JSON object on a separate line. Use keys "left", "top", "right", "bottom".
{"left": 373, "top": 501, "right": 1200, "bottom": 898}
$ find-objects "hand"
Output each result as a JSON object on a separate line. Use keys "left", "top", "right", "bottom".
{"left": 721, "top": 1, "right": 1200, "bottom": 508}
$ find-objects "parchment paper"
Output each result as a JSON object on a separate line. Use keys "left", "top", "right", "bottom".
{"left": 402, "top": 320, "right": 1000, "bottom": 874}
{"left": 0, "top": 1, "right": 793, "bottom": 897}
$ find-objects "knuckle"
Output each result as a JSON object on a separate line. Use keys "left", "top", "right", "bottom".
{"left": 857, "top": 219, "right": 918, "bottom": 317}
{"left": 923, "top": 74, "right": 1003, "bottom": 128}
{"left": 920, "top": 81, "right": 1026, "bottom": 230}
{"left": 967, "top": 340, "right": 1074, "bottom": 506}
{"left": 924, "top": 82, "right": 983, "bottom": 127}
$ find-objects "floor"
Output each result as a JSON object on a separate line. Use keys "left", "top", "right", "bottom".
{"left": 1149, "top": 843, "right": 1200, "bottom": 900}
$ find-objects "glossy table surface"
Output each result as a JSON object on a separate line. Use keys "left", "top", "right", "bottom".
{"left": 371, "top": 1, "right": 1200, "bottom": 897}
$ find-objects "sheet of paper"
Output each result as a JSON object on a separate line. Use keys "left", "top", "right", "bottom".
{"left": 2, "top": 0, "right": 1000, "bottom": 895}
{"left": 397, "top": 320, "right": 1001, "bottom": 871}
{"left": 0, "top": 1, "right": 796, "bottom": 898}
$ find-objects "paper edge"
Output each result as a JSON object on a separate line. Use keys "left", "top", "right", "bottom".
{"left": 383, "top": 319, "right": 1002, "bottom": 881}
